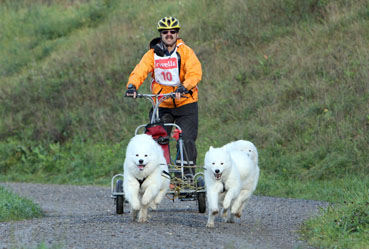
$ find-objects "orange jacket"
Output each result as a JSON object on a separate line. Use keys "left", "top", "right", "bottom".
{"left": 127, "top": 39, "right": 202, "bottom": 108}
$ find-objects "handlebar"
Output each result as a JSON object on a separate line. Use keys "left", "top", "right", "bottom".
{"left": 126, "top": 92, "right": 189, "bottom": 124}
{"left": 135, "top": 93, "right": 177, "bottom": 98}
{"left": 126, "top": 92, "right": 189, "bottom": 99}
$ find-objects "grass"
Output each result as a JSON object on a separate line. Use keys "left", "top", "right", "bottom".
{"left": 0, "top": 0, "right": 368, "bottom": 248}
{"left": 0, "top": 139, "right": 127, "bottom": 185}
{"left": 0, "top": 186, "right": 43, "bottom": 222}
{"left": 256, "top": 174, "right": 369, "bottom": 203}
{"left": 301, "top": 188, "right": 369, "bottom": 249}
{"left": 0, "top": 0, "right": 116, "bottom": 77}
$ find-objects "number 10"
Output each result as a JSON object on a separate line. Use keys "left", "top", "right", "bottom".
{"left": 161, "top": 72, "right": 173, "bottom": 81}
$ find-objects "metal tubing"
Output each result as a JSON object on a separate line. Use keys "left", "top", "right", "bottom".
{"left": 110, "top": 174, "right": 124, "bottom": 197}
{"left": 178, "top": 137, "right": 184, "bottom": 178}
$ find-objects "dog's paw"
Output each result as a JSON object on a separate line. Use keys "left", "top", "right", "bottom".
{"left": 131, "top": 202, "right": 141, "bottom": 211}
{"left": 206, "top": 222, "right": 215, "bottom": 228}
{"left": 149, "top": 202, "right": 158, "bottom": 210}
{"left": 221, "top": 208, "right": 228, "bottom": 218}
{"left": 137, "top": 216, "right": 147, "bottom": 223}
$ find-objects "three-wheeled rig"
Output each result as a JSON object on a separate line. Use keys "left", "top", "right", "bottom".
{"left": 111, "top": 93, "right": 206, "bottom": 214}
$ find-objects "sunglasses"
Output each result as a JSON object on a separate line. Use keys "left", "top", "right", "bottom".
{"left": 161, "top": 30, "right": 178, "bottom": 35}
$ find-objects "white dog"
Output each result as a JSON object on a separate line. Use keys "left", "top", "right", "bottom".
{"left": 223, "top": 140, "right": 258, "bottom": 166}
{"left": 123, "top": 134, "right": 170, "bottom": 222}
{"left": 204, "top": 145, "right": 259, "bottom": 228}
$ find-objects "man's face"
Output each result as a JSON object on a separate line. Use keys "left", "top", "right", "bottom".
{"left": 160, "top": 29, "right": 178, "bottom": 47}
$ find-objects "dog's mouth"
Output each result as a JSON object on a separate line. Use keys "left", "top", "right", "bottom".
{"left": 214, "top": 173, "right": 222, "bottom": 180}
{"left": 137, "top": 164, "right": 146, "bottom": 171}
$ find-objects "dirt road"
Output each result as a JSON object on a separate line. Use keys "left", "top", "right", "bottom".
{"left": 0, "top": 182, "right": 327, "bottom": 249}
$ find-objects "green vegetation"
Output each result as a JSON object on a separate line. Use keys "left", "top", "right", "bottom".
{"left": 0, "top": 186, "right": 43, "bottom": 222}
{"left": 0, "top": 0, "right": 368, "bottom": 248}
{"left": 301, "top": 187, "right": 369, "bottom": 249}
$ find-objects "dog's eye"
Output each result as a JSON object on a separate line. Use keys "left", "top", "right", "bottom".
{"left": 221, "top": 163, "right": 224, "bottom": 165}
{"left": 249, "top": 150, "right": 252, "bottom": 152}
{"left": 144, "top": 154, "right": 148, "bottom": 157}
{"left": 135, "top": 154, "right": 139, "bottom": 157}
{"left": 212, "top": 162, "right": 215, "bottom": 165}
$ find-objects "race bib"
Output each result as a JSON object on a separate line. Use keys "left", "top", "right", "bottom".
{"left": 154, "top": 49, "right": 180, "bottom": 86}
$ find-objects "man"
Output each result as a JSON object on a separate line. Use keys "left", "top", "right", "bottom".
{"left": 125, "top": 16, "right": 202, "bottom": 177}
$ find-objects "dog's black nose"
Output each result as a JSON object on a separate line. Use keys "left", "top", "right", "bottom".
{"left": 215, "top": 169, "right": 220, "bottom": 173}
{"left": 139, "top": 159, "right": 144, "bottom": 164}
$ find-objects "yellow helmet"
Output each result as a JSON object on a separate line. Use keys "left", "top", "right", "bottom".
{"left": 157, "top": 16, "right": 180, "bottom": 31}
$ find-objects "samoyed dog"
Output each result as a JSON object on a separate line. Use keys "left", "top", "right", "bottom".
{"left": 123, "top": 134, "right": 170, "bottom": 222}
{"left": 223, "top": 140, "right": 258, "bottom": 166}
{"left": 204, "top": 145, "right": 259, "bottom": 228}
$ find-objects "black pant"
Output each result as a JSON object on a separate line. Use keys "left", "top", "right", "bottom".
{"left": 149, "top": 102, "right": 198, "bottom": 174}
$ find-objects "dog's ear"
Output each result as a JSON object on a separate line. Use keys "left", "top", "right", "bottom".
{"left": 209, "top": 146, "right": 214, "bottom": 151}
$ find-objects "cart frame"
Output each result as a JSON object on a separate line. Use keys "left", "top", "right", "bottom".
{"left": 111, "top": 93, "right": 206, "bottom": 214}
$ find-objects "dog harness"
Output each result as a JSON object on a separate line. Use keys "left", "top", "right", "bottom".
{"left": 162, "top": 170, "right": 171, "bottom": 179}
{"left": 136, "top": 170, "right": 171, "bottom": 187}
{"left": 221, "top": 181, "right": 226, "bottom": 193}
{"left": 137, "top": 177, "right": 146, "bottom": 187}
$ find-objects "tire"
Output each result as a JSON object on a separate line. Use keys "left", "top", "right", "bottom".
{"left": 196, "top": 176, "right": 205, "bottom": 188}
{"left": 196, "top": 176, "right": 206, "bottom": 213}
{"left": 197, "top": 192, "right": 206, "bottom": 213}
{"left": 116, "top": 179, "right": 124, "bottom": 214}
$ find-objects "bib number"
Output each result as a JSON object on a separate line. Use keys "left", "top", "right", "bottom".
{"left": 161, "top": 72, "right": 173, "bottom": 81}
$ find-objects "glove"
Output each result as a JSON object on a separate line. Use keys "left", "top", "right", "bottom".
{"left": 125, "top": 84, "right": 137, "bottom": 97}
{"left": 175, "top": 85, "right": 187, "bottom": 94}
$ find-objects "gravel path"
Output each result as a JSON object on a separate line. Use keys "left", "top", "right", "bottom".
{"left": 0, "top": 182, "right": 328, "bottom": 249}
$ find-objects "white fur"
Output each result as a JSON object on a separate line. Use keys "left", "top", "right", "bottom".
{"left": 204, "top": 145, "right": 260, "bottom": 228}
{"left": 123, "top": 134, "right": 170, "bottom": 222}
{"left": 223, "top": 140, "right": 259, "bottom": 166}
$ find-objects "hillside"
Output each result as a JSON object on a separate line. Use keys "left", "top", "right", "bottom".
{"left": 0, "top": 0, "right": 368, "bottom": 194}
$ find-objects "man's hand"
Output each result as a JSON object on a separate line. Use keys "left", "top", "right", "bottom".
{"left": 175, "top": 85, "right": 187, "bottom": 100}
{"left": 125, "top": 84, "right": 137, "bottom": 98}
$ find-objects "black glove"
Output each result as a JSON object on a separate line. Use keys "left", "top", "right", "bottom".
{"left": 175, "top": 85, "right": 187, "bottom": 94}
{"left": 125, "top": 84, "right": 137, "bottom": 97}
